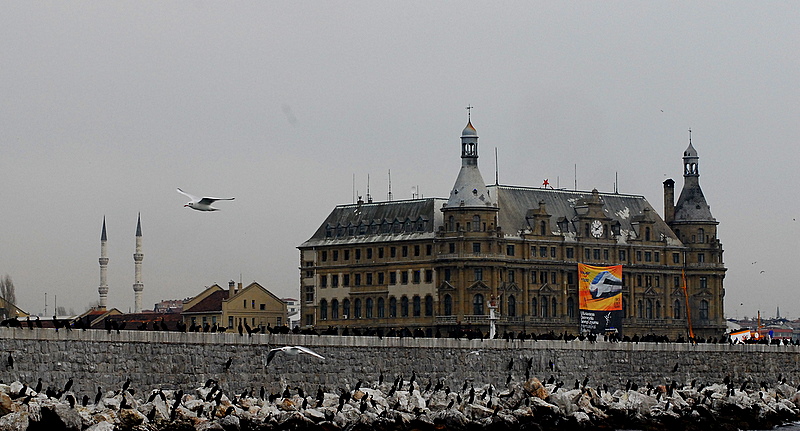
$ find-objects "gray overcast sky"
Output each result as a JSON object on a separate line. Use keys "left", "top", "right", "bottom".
{"left": 1, "top": 2, "right": 798, "bottom": 320}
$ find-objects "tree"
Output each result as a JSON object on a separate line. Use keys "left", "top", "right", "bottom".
{"left": 0, "top": 275, "right": 15, "bottom": 306}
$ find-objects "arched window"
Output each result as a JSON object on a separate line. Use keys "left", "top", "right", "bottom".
{"left": 389, "top": 297, "right": 397, "bottom": 318}
{"left": 567, "top": 297, "right": 575, "bottom": 318}
{"left": 540, "top": 220, "right": 547, "bottom": 235}
{"left": 448, "top": 216, "right": 455, "bottom": 232}
{"left": 507, "top": 295, "right": 516, "bottom": 317}
{"left": 698, "top": 228, "right": 705, "bottom": 243}
{"left": 699, "top": 300, "right": 709, "bottom": 320}
{"left": 473, "top": 215, "right": 481, "bottom": 232}
{"left": 541, "top": 297, "right": 548, "bottom": 317}
{"left": 473, "top": 294, "right": 484, "bottom": 315}
{"left": 531, "top": 298, "right": 538, "bottom": 317}
{"left": 412, "top": 295, "right": 421, "bottom": 317}
{"left": 353, "top": 298, "right": 362, "bottom": 319}
{"left": 444, "top": 295, "right": 453, "bottom": 316}
{"left": 646, "top": 299, "right": 653, "bottom": 319}
{"left": 645, "top": 227, "right": 651, "bottom": 241}
{"left": 551, "top": 298, "right": 557, "bottom": 317}
{"left": 365, "top": 298, "right": 373, "bottom": 318}
{"left": 655, "top": 300, "right": 661, "bottom": 319}
{"left": 424, "top": 295, "right": 433, "bottom": 317}
{"left": 343, "top": 299, "right": 351, "bottom": 319}
{"left": 673, "top": 299, "right": 681, "bottom": 319}
{"left": 331, "top": 299, "right": 339, "bottom": 319}
{"left": 320, "top": 299, "right": 328, "bottom": 320}
{"left": 401, "top": 296, "right": 409, "bottom": 317}
{"left": 637, "top": 300, "right": 643, "bottom": 318}
{"left": 377, "top": 297, "right": 385, "bottom": 318}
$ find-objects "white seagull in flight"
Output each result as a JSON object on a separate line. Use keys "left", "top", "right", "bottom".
{"left": 177, "top": 188, "right": 235, "bottom": 211}
{"left": 265, "top": 345, "right": 325, "bottom": 365}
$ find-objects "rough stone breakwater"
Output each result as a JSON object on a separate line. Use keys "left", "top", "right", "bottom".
{"left": 2, "top": 328, "right": 800, "bottom": 430}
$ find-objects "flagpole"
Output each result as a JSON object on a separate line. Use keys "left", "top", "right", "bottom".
{"left": 682, "top": 269, "right": 695, "bottom": 340}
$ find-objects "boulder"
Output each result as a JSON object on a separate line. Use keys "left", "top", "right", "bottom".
{"left": 0, "top": 411, "right": 29, "bottom": 431}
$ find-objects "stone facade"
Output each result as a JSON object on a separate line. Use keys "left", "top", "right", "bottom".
{"left": 1, "top": 329, "right": 794, "bottom": 398}
{"left": 299, "top": 121, "right": 726, "bottom": 339}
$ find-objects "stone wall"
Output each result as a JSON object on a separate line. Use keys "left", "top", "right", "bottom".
{"left": 1, "top": 328, "right": 798, "bottom": 399}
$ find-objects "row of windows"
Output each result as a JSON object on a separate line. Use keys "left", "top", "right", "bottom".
{"left": 319, "top": 295, "right": 434, "bottom": 320}
{"left": 320, "top": 244, "right": 433, "bottom": 262}
{"left": 325, "top": 219, "right": 429, "bottom": 238}
{"left": 320, "top": 269, "right": 434, "bottom": 288}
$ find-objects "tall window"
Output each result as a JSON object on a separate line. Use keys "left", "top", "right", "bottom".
{"left": 331, "top": 299, "right": 339, "bottom": 319}
{"left": 425, "top": 295, "right": 433, "bottom": 316}
{"left": 646, "top": 299, "right": 653, "bottom": 319}
{"left": 551, "top": 298, "right": 557, "bottom": 317}
{"left": 567, "top": 297, "right": 575, "bottom": 318}
{"left": 444, "top": 295, "right": 453, "bottom": 316}
{"left": 474, "top": 268, "right": 483, "bottom": 281}
{"left": 673, "top": 299, "right": 681, "bottom": 319}
{"left": 698, "top": 228, "right": 705, "bottom": 243}
{"left": 473, "top": 215, "right": 481, "bottom": 231}
{"left": 541, "top": 297, "right": 548, "bottom": 317}
{"left": 365, "top": 298, "right": 373, "bottom": 318}
{"left": 377, "top": 298, "right": 385, "bottom": 318}
{"left": 389, "top": 297, "right": 397, "bottom": 317}
{"left": 699, "top": 300, "right": 709, "bottom": 320}
{"left": 353, "top": 298, "right": 362, "bottom": 319}
{"left": 507, "top": 295, "right": 516, "bottom": 317}
{"left": 319, "top": 299, "right": 328, "bottom": 320}
{"left": 401, "top": 296, "right": 409, "bottom": 317}
{"left": 343, "top": 299, "right": 351, "bottom": 319}
{"left": 412, "top": 296, "right": 421, "bottom": 317}
{"left": 637, "top": 300, "right": 643, "bottom": 318}
{"left": 531, "top": 298, "right": 538, "bottom": 317}
{"left": 473, "top": 294, "right": 484, "bottom": 315}
{"left": 473, "top": 242, "right": 481, "bottom": 253}
{"left": 655, "top": 300, "right": 661, "bottom": 319}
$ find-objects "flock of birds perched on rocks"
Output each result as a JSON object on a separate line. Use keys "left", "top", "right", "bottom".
{"left": 2, "top": 349, "right": 800, "bottom": 431}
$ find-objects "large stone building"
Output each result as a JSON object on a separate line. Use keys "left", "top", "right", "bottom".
{"left": 298, "top": 119, "right": 726, "bottom": 338}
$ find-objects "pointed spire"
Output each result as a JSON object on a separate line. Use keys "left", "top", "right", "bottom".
{"left": 135, "top": 213, "right": 142, "bottom": 237}
{"left": 101, "top": 216, "right": 107, "bottom": 241}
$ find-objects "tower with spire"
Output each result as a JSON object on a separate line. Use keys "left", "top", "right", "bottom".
{"left": 98, "top": 217, "right": 109, "bottom": 310}
{"left": 664, "top": 130, "right": 725, "bottom": 331}
{"left": 133, "top": 213, "right": 144, "bottom": 313}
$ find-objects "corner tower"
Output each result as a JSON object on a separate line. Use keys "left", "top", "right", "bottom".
{"left": 98, "top": 217, "right": 109, "bottom": 310}
{"left": 133, "top": 213, "right": 144, "bottom": 313}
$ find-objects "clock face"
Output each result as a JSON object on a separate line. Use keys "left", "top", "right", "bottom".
{"left": 590, "top": 220, "right": 604, "bottom": 238}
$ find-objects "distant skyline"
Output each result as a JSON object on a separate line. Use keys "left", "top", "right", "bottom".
{"left": 1, "top": 2, "right": 798, "bottom": 320}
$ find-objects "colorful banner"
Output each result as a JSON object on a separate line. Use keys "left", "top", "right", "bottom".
{"left": 578, "top": 264, "right": 623, "bottom": 335}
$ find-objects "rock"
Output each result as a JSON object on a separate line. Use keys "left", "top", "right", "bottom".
{"left": 523, "top": 377, "right": 549, "bottom": 400}
{"left": 219, "top": 414, "right": 240, "bottom": 431}
{"left": 84, "top": 421, "right": 115, "bottom": 431}
{"left": 0, "top": 411, "right": 29, "bottom": 431}
{"left": 278, "top": 398, "right": 296, "bottom": 411}
{"left": 0, "top": 392, "right": 16, "bottom": 416}
{"left": 118, "top": 408, "right": 146, "bottom": 428}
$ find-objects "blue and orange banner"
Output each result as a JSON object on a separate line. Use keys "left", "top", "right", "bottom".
{"left": 578, "top": 264, "right": 623, "bottom": 335}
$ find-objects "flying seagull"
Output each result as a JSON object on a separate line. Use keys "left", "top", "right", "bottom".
{"left": 265, "top": 346, "right": 325, "bottom": 365}
{"left": 176, "top": 188, "right": 235, "bottom": 211}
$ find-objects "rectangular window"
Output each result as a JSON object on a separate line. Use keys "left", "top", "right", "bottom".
{"left": 354, "top": 273, "right": 361, "bottom": 286}
{"left": 321, "top": 251, "right": 328, "bottom": 262}
{"left": 674, "top": 276, "right": 681, "bottom": 288}
{"left": 401, "top": 271, "right": 409, "bottom": 284}
{"left": 646, "top": 275, "right": 652, "bottom": 287}
{"left": 603, "top": 249, "right": 609, "bottom": 261}
{"left": 449, "top": 243, "right": 456, "bottom": 253}
{"left": 698, "top": 253, "right": 705, "bottom": 263}
{"left": 508, "top": 270, "right": 515, "bottom": 283}
{"left": 389, "top": 272, "right": 397, "bottom": 284}
{"left": 566, "top": 248, "right": 574, "bottom": 259}
{"left": 567, "top": 272, "right": 575, "bottom": 284}
{"left": 402, "top": 246, "right": 408, "bottom": 257}
{"left": 654, "top": 252, "right": 660, "bottom": 262}
{"left": 540, "top": 246, "right": 547, "bottom": 257}
{"left": 444, "top": 268, "right": 451, "bottom": 281}
{"left": 320, "top": 275, "right": 327, "bottom": 288}
{"left": 474, "top": 268, "right": 483, "bottom": 281}
{"left": 585, "top": 248, "right": 591, "bottom": 260}
{"left": 252, "top": 299, "right": 256, "bottom": 309}
{"left": 331, "top": 274, "right": 339, "bottom": 287}
{"left": 260, "top": 304, "right": 265, "bottom": 310}
{"left": 531, "top": 246, "right": 537, "bottom": 257}
{"left": 344, "top": 250, "right": 350, "bottom": 260}
{"left": 333, "top": 250, "right": 339, "bottom": 261}
{"left": 506, "top": 245, "right": 515, "bottom": 256}
{"left": 540, "top": 271, "right": 547, "bottom": 284}
{"left": 551, "top": 247, "right": 556, "bottom": 258}
{"left": 366, "top": 248, "right": 373, "bottom": 259}
{"left": 366, "top": 273, "right": 373, "bottom": 285}
{"left": 637, "top": 275, "right": 642, "bottom": 286}
{"left": 645, "top": 251, "right": 652, "bottom": 262}
{"left": 390, "top": 247, "right": 397, "bottom": 258}
{"left": 243, "top": 300, "right": 246, "bottom": 308}
{"left": 343, "top": 274, "right": 350, "bottom": 287}
{"left": 593, "top": 249, "right": 601, "bottom": 260}
{"left": 355, "top": 249, "right": 361, "bottom": 260}
{"left": 378, "top": 272, "right": 385, "bottom": 285}
{"left": 551, "top": 272, "right": 557, "bottom": 284}
{"left": 700, "top": 277, "right": 708, "bottom": 289}
{"left": 473, "top": 242, "right": 481, "bottom": 253}
{"left": 426, "top": 244, "right": 432, "bottom": 255}
{"left": 620, "top": 250, "right": 627, "bottom": 261}
{"left": 636, "top": 251, "right": 642, "bottom": 261}
{"left": 378, "top": 248, "right": 384, "bottom": 259}
{"left": 414, "top": 245, "right": 420, "bottom": 256}
{"left": 305, "top": 270, "right": 313, "bottom": 278}
{"left": 425, "top": 269, "right": 433, "bottom": 283}
{"left": 673, "top": 253, "right": 680, "bottom": 264}
{"left": 655, "top": 276, "right": 660, "bottom": 287}
{"left": 413, "top": 270, "right": 421, "bottom": 283}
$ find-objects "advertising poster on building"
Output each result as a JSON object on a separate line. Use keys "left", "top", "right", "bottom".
{"left": 578, "top": 264, "right": 623, "bottom": 335}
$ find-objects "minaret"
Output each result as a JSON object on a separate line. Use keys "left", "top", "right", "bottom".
{"left": 98, "top": 217, "right": 109, "bottom": 310}
{"left": 133, "top": 213, "right": 144, "bottom": 313}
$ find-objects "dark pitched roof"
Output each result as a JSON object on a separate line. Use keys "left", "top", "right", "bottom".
{"left": 301, "top": 198, "right": 446, "bottom": 247}
{"left": 182, "top": 290, "right": 229, "bottom": 313}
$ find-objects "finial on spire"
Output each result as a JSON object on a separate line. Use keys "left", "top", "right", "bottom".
{"left": 466, "top": 104, "right": 473, "bottom": 120}
{"left": 101, "top": 216, "right": 107, "bottom": 241}
{"left": 136, "top": 213, "right": 142, "bottom": 237}
{"left": 688, "top": 127, "right": 692, "bottom": 144}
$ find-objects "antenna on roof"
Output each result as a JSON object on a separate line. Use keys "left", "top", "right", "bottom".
{"left": 367, "top": 174, "right": 372, "bottom": 203}
{"left": 495, "top": 147, "right": 499, "bottom": 185}
{"left": 388, "top": 169, "right": 393, "bottom": 202}
{"left": 352, "top": 173, "right": 356, "bottom": 204}
{"left": 574, "top": 164, "right": 577, "bottom": 190}
{"left": 614, "top": 171, "right": 618, "bottom": 194}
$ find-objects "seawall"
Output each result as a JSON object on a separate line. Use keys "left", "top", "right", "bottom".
{"left": 1, "top": 328, "right": 798, "bottom": 398}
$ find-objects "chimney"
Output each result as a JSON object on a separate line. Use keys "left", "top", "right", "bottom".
{"left": 238, "top": 282, "right": 243, "bottom": 292}
{"left": 228, "top": 280, "right": 236, "bottom": 296}
{"left": 663, "top": 178, "right": 675, "bottom": 224}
